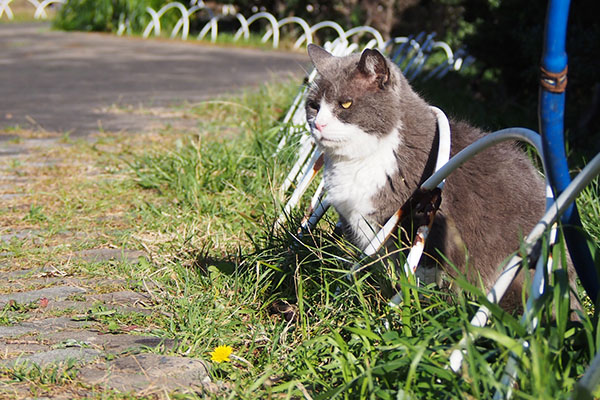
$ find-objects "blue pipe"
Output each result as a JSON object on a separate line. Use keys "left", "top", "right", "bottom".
{"left": 539, "top": 0, "right": 599, "bottom": 302}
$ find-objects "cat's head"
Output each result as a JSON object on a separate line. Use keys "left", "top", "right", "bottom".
{"left": 305, "top": 44, "right": 406, "bottom": 159}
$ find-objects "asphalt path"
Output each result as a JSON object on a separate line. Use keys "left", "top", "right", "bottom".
{"left": 0, "top": 22, "right": 309, "bottom": 138}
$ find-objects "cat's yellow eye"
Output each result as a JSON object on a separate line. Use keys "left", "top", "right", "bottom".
{"left": 340, "top": 100, "right": 353, "bottom": 109}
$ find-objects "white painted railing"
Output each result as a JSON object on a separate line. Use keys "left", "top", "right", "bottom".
{"left": 131, "top": 2, "right": 471, "bottom": 77}
{"left": 142, "top": 2, "right": 191, "bottom": 39}
{"left": 0, "top": 0, "right": 65, "bottom": 20}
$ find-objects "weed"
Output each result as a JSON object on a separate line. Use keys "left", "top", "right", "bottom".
{"left": 2, "top": 359, "right": 78, "bottom": 387}
{"left": 72, "top": 303, "right": 164, "bottom": 335}
{"left": 0, "top": 300, "right": 39, "bottom": 325}
{"left": 23, "top": 204, "right": 48, "bottom": 223}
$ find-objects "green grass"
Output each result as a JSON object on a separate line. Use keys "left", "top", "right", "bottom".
{"left": 3, "top": 360, "right": 78, "bottom": 390}
{"left": 118, "top": 79, "right": 600, "bottom": 399}
{"left": 1, "top": 74, "right": 597, "bottom": 398}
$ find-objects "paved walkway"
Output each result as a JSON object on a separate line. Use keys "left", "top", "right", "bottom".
{"left": 0, "top": 22, "right": 308, "bottom": 138}
{"left": 0, "top": 22, "right": 308, "bottom": 398}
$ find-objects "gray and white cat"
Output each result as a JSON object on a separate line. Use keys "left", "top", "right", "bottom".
{"left": 305, "top": 44, "right": 549, "bottom": 310}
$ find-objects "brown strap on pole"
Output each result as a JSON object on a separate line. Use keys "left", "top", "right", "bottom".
{"left": 540, "top": 65, "right": 568, "bottom": 93}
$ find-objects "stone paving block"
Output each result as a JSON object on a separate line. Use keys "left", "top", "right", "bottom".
{"left": 79, "top": 354, "right": 211, "bottom": 396}
{"left": 0, "top": 265, "right": 59, "bottom": 280}
{"left": 0, "top": 317, "right": 93, "bottom": 339}
{"left": 0, "top": 382, "right": 91, "bottom": 400}
{"left": 2, "top": 347, "right": 102, "bottom": 368}
{"left": 0, "top": 144, "right": 28, "bottom": 157}
{"left": 86, "top": 290, "right": 151, "bottom": 307}
{"left": 41, "top": 330, "right": 175, "bottom": 355}
{"left": 0, "top": 229, "right": 41, "bottom": 243}
{"left": 0, "top": 285, "right": 86, "bottom": 307}
{"left": 0, "top": 193, "right": 25, "bottom": 200}
{"left": 44, "top": 299, "right": 154, "bottom": 316}
{"left": 0, "top": 176, "right": 28, "bottom": 184}
{"left": 71, "top": 248, "right": 146, "bottom": 263}
{"left": 42, "top": 300, "right": 99, "bottom": 314}
{"left": 1, "top": 277, "right": 69, "bottom": 293}
{"left": 0, "top": 289, "right": 154, "bottom": 317}
{"left": 0, "top": 338, "right": 51, "bottom": 358}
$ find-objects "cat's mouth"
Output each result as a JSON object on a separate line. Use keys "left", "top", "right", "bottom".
{"left": 313, "top": 133, "right": 347, "bottom": 146}
{"left": 309, "top": 125, "right": 346, "bottom": 146}
{"left": 319, "top": 137, "right": 345, "bottom": 144}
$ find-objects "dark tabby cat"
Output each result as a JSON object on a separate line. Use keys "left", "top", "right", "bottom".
{"left": 305, "top": 44, "right": 555, "bottom": 310}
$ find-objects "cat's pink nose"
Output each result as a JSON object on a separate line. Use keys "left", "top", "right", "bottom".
{"left": 315, "top": 121, "right": 327, "bottom": 131}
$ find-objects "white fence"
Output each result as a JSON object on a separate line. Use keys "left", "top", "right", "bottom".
{"left": 1, "top": 0, "right": 472, "bottom": 79}
{"left": 128, "top": 2, "right": 472, "bottom": 77}
{"left": 0, "top": 0, "right": 65, "bottom": 20}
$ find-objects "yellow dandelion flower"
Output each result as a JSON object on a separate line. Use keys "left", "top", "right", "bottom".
{"left": 210, "top": 345, "right": 233, "bottom": 363}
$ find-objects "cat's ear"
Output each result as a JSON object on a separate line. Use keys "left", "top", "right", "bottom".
{"left": 357, "top": 49, "right": 390, "bottom": 89}
{"left": 308, "top": 44, "right": 334, "bottom": 74}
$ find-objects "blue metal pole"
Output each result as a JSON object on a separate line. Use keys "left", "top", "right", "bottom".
{"left": 539, "top": 0, "right": 599, "bottom": 302}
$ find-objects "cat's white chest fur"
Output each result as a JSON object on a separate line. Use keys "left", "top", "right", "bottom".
{"left": 312, "top": 101, "right": 402, "bottom": 249}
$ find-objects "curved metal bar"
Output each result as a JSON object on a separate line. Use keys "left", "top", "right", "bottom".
{"left": 422, "top": 41, "right": 455, "bottom": 81}
{"left": 404, "top": 33, "right": 434, "bottom": 79}
{"left": 168, "top": 3, "right": 190, "bottom": 39}
{"left": 449, "top": 151, "right": 600, "bottom": 373}
{"left": 329, "top": 38, "right": 358, "bottom": 56}
{"left": 233, "top": 12, "right": 279, "bottom": 48}
{"left": 421, "top": 128, "right": 543, "bottom": 190}
{"left": 233, "top": 13, "right": 250, "bottom": 41}
{"left": 344, "top": 26, "right": 386, "bottom": 50}
{"left": 171, "top": 18, "right": 186, "bottom": 39}
{"left": 173, "top": 3, "right": 213, "bottom": 40}
{"left": 0, "top": 0, "right": 14, "bottom": 20}
{"left": 494, "top": 181, "right": 558, "bottom": 398}
{"left": 275, "top": 148, "right": 323, "bottom": 229}
{"left": 398, "top": 39, "right": 422, "bottom": 69}
{"left": 197, "top": 16, "right": 218, "bottom": 42}
{"left": 279, "top": 134, "right": 315, "bottom": 195}
{"left": 232, "top": 13, "right": 253, "bottom": 41}
{"left": 539, "top": 0, "right": 598, "bottom": 302}
{"left": 396, "top": 32, "right": 425, "bottom": 67}
{"left": 432, "top": 41, "right": 454, "bottom": 62}
{"left": 185, "top": 5, "right": 217, "bottom": 41}
{"left": 430, "top": 107, "right": 451, "bottom": 187}
{"left": 405, "top": 33, "right": 435, "bottom": 80}
{"left": 33, "top": 0, "right": 64, "bottom": 19}
{"left": 142, "top": 7, "right": 160, "bottom": 38}
{"left": 384, "top": 36, "right": 409, "bottom": 60}
{"left": 300, "top": 193, "right": 330, "bottom": 234}
{"left": 143, "top": 2, "right": 190, "bottom": 39}
{"left": 262, "top": 16, "right": 313, "bottom": 48}
{"left": 294, "top": 20, "right": 347, "bottom": 49}
{"left": 299, "top": 179, "right": 327, "bottom": 232}
{"left": 362, "top": 39, "right": 377, "bottom": 50}
{"left": 117, "top": 15, "right": 128, "bottom": 36}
